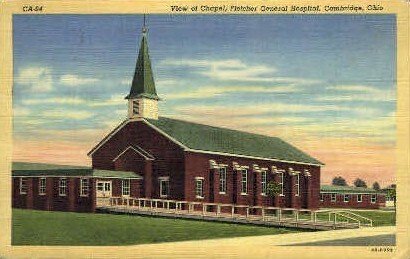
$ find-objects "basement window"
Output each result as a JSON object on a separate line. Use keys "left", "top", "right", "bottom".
{"left": 39, "top": 177, "right": 46, "bottom": 195}
{"left": 19, "top": 177, "right": 27, "bottom": 195}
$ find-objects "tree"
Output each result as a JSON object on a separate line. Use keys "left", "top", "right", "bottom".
{"left": 332, "top": 176, "right": 347, "bottom": 186}
{"left": 386, "top": 188, "right": 396, "bottom": 207}
{"left": 354, "top": 178, "right": 367, "bottom": 188}
{"left": 372, "top": 182, "right": 381, "bottom": 191}
{"left": 266, "top": 181, "right": 282, "bottom": 197}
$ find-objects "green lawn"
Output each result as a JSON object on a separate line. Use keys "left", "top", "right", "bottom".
{"left": 12, "top": 209, "right": 302, "bottom": 246}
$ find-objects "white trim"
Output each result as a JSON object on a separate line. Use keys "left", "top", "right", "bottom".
{"left": 187, "top": 149, "right": 323, "bottom": 167}
{"left": 39, "top": 177, "right": 47, "bottom": 195}
{"left": 19, "top": 177, "right": 27, "bottom": 195}
{"left": 158, "top": 176, "right": 170, "bottom": 180}
{"left": 194, "top": 176, "right": 204, "bottom": 180}
{"left": 58, "top": 178, "right": 67, "bottom": 197}
{"left": 88, "top": 118, "right": 323, "bottom": 167}
{"left": 343, "top": 194, "right": 350, "bottom": 203}
{"left": 357, "top": 194, "right": 363, "bottom": 203}
{"left": 12, "top": 176, "right": 142, "bottom": 180}
{"left": 112, "top": 145, "right": 155, "bottom": 162}
{"left": 371, "top": 194, "right": 377, "bottom": 203}
{"left": 321, "top": 192, "right": 381, "bottom": 195}
{"left": 88, "top": 119, "right": 134, "bottom": 156}
{"left": 80, "top": 178, "right": 89, "bottom": 197}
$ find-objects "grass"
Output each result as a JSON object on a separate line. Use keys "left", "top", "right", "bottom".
{"left": 12, "top": 209, "right": 303, "bottom": 246}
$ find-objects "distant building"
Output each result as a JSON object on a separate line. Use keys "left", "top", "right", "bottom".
{"left": 12, "top": 20, "right": 323, "bottom": 213}
{"left": 319, "top": 185, "right": 386, "bottom": 209}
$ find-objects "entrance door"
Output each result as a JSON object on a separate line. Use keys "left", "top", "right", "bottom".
{"left": 96, "top": 180, "right": 112, "bottom": 206}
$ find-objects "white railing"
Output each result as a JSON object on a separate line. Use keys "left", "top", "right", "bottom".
{"left": 96, "top": 197, "right": 371, "bottom": 229}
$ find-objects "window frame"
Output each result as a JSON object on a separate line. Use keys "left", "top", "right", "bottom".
{"left": 295, "top": 173, "right": 300, "bottom": 196}
{"left": 195, "top": 177, "right": 204, "bottom": 199}
{"left": 320, "top": 193, "right": 324, "bottom": 202}
{"left": 132, "top": 100, "right": 140, "bottom": 115}
{"left": 122, "top": 179, "right": 130, "bottom": 197}
{"left": 240, "top": 169, "right": 248, "bottom": 195}
{"left": 159, "top": 177, "right": 169, "bottom": 198}
{"left": 80, "top": 178, "right": 90, "bottom": 197}
{"left": 371, "top": 194, "right": 377, "bottom": 203}
{"left": 344, "top": 194, "right": 350, "bottom": 203}
{"left": 261, "top": 170, "right": 267, "bottom": 196}
{"left": 357, "top": 194, "right": 363, "bottom": 203}
{"left": 331, "top": 193, "right": 336, "bottom": 202}
{"left": 39, "top": 177, "right": 47, "bottom": 195}
{"left": 19, "top": 177, "right": 27, "bottom": 195}
{"left": 59, "top": 178, "right": 67, "bottom": 197}
{"left": 218, "top": 167, "right": 227, "bottom": 194}
{"left": 278, "top": 172, "right": 284, "bottom": 196}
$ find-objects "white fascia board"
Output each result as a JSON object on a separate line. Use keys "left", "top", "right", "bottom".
{"left": 184, "top": 148, "right": 323, "bottom": 167}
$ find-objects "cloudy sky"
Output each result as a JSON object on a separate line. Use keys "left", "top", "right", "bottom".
{"left": 13, "top": 14, "right": 396, "bottom": 187}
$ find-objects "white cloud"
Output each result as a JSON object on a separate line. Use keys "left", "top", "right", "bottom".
{"left": 59, "top": 74, "right": 99, "bottom": 86}
{"left": 15, "top": 67, "right": 53, "bottom": 92}
{"left": 42, "top": 110, "right": 94, "bottom": 120}
{"left": 121, "top": 79, "right": 132, "bottom": 85}
{"left": 22, "top": 97, "right": 87, "bottom": 105}
{"left": 318, "top": 85, "right": 395, "bottom": 102}
{"left": 88, "top": 94, "right": 126, "bottom": 107}
{"left": 160, "top": 58, "right": 320, "bottom": 85}
{"left": 164, "top": 85, "right": 300, "bottom": 99}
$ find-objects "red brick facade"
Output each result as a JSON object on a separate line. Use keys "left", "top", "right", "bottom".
{"left": 319, "top": 192, "right": 386, "bottom": 209}
{"left": 91, "top": 120, "right": 321, "bottom": 210}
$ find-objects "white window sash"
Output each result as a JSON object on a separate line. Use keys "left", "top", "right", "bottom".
{"left": 59, "top": 178, "right": 67, "bottom": 196}
{"left": 241, "top": 169, "right": 248, "bottom": 194}
{"left": 261, "top": 171, "right": 267, "bottom": 195}
{"left": 357, "top": 194, "right": 362, "bottom": 202}
{"left": 80, "top": 178, "right": 89, "bottom": 197}
{"left": 159, "top": 179, "right": 169, "bottom": 197}
{"left": 19, "top": 177, "right": 27, "bottom": 195}
{"left": 122, "top": 179, "right": 130, "bottom": 196}
{"left": 331, "top": 194, "right": 336, "bottom": 202}
{"left": 195, "top": 179, "right": 204, "bottom": 198}
{"left": 219, "top": 167, "right": 227, "bottom": 194}
{"left": 39, "top": 178, "right": 46, "bottom": 195}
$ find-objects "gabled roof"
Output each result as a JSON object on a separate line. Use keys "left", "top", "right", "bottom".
{"left": 320, "top": 185, "right": 381, "bottom": 194}
{"left": 126, "top": 33, "right": 159, "bottom": 100}
{"left": 12, "top": 162, "right": 142, "bottom": 179}
{"left": 146, "top": 117, "right": 323, "bottom": 165}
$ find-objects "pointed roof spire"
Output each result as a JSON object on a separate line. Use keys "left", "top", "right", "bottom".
{"left": 126, "top": 15, "right": 159, "bottom": 100}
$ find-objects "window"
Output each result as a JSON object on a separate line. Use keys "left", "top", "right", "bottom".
{"left": 59, "top": 178, "right": 67, "bottom": 196}
{"left": 278, "top": 172, "right": 284, "bottom": 196}
{"left": 331, "top": 193, "right": 336, "bottom": 202}
{"left": 132, "top": 100, "right": 139, "bottom": 115}
{"left": 219, "top": 167, "right": 227, "bottom": 194}
{"left": 371, "top": 194, "right": 377, "bottom": 203}
{"left": 320, "top": 194, "right": 324, "bottom": 202}
{"left": 357, "top": 194, "right": 362, "bottom": 203}
{"left": 80, "top": 178, "right": 89, "bottom": 196}
{"left": 261, "top": 171, "right": 267, "bottom": 195}
{"left": 295, "top": 173, "right": 300, "bottom": 196}
{"left": 97, "top": 182, "right": 104, "bottom": 191}
{"left": 19, "top": 177, "right": 27, "bottom": 194}
{"left": 344, "top": 194, "right": 350, "bottom": 203}
{"left": 195, "top": 177, "right": 204, "bottom": 198}
{"left": 241, "top": 169, "right": 248, "bottom": 194}
{"left": 39, "top": 178, "right": 46, "bottom": 195}
{"left": 122, "top": 179, "right": 130, "bottom": 196}
{"left": 159, "top": 177, "right": 169, "bottom": 198}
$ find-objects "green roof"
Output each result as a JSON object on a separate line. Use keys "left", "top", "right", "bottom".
{"left": 146, "top": 117, "right": 323, "bottom": 165}
{"left": 126, "top": 33, "right": 159, "bottom": 100}
{"left": 320, "top": 185, "right": 381, "bottom": 194}
{"left": 12, "top": 162, "right": 141, "bottom": 179}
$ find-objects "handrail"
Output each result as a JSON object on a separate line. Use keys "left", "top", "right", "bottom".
{"left": 97, "top": 197, "right": 370, "bottom": 229}
{"left": 338, "top": 211, "right": 373, "bottom": 226}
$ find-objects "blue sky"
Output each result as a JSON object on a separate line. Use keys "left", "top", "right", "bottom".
{"left": 13, "top": 14, "right": 396, "bottom": 184}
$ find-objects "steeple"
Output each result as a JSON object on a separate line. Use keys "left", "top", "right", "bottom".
{"left": 126, "top": 15, "right": 160, "bottom": 120}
